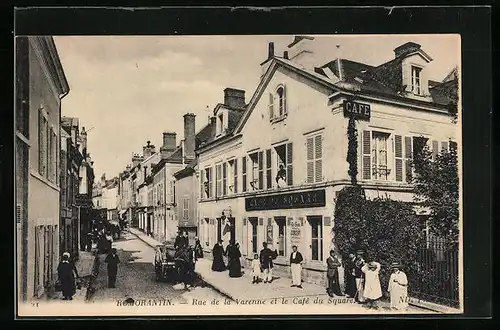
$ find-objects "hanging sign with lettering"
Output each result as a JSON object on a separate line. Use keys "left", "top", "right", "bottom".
{"left": 343, "top": 100, "right": 371, "bottom": 120}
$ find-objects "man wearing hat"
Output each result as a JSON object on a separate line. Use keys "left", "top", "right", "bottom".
{"left": 105, "top": 248, "right": 120, "bottom": 288}
{"left": 388, "top": 262, "right": 409, "bottom": 310}
{"left": 353, "top": 249, "right": 366, "bottom": 303}
{"left": 361, "top": 259, "right": 382, "bottom": 309}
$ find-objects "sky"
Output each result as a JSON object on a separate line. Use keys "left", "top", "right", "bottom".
{"left": 54, "top": 34, "right": 460, "bottom": 180}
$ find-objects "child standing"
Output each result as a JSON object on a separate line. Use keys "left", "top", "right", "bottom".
{"left": 251, "top": 253, "right": 261, "bottom": 284}
{"left": 361, "top": 260, "right": 382, "bottom": 309}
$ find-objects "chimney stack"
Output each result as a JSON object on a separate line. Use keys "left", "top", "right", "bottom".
{"left": 394, "top": 42, "right": 421, "bottom": 58}
{"left": 160, "top": 132, "right": 177, "bottom": 160}
{"left": 132, "top": 153, "right": 144, "bottom": 167}
{"left": 260, "top": 41, "right": 276, "bottom": 77}
{"left": 183, "top": 113, "right": 196, "bottom": 163}
{"left": 283, "top": 51, "right": 289, "bottom": 60}
{"left": 142, "top": 140, "right": 156, "bottom": 159}
{"left": 268, "top": 42, "right": 275, "bottom": 60}
{"left": 223, "top": 88, "right": 246, "bottom": 108}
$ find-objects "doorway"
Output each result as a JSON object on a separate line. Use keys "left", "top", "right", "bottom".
{"left": 229, "top": 217, "right": 236, "bottom": 245}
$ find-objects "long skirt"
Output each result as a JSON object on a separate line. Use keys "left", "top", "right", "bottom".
{"left": 228, "top": 258, "right": 242, "bottom": 277}
{"left": 390, "top": 286, "right": 409, "bottom": 310}
{"left": 355, "top": 278, "right": 365, "bottom": 302}
{"left": 211, "top": 257, "right": 226, "bottom": 272}
{"left": 290, "top": 263, "right": 302, "bottom": 286}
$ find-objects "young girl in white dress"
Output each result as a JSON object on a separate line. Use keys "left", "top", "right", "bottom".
{"left": 251, "top": 253, "right": 261, "bottom": 284}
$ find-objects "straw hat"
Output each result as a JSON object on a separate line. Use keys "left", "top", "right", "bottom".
{"left": 390, "top": 262, "right": 402, "bottom": 269}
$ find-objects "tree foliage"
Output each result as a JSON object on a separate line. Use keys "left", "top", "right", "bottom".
{"left": 333, "top": 186, "right": 424, "bottom": 291}
{"left": 346, "top": 117, "right": 358, "bottom": 185}
{"left": 411, "top": 142, "right": 459, "bottom": 246}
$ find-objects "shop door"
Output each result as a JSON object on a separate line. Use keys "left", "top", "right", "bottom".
{"left": 229, "top": 217, "right": 236, "bottom": 245}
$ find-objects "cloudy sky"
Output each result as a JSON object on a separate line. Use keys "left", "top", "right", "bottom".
{"left": 54, "top": 34, "right": 460, "bottom": 180}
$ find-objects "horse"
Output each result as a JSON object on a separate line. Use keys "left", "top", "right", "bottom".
{"left": 174, "top": 246, "right": 196, "bottom": 289}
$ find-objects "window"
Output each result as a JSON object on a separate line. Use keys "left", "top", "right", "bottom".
{"left": 205, "top": 167, "right": 213, "bottom": 198}
{"left": 217, "top": 218, "right": 222, "bottom": 242}
{"left": 266, "top": 149, "right": 272, "bottom": 189}
{"left": 38, "top": 110, "right": 48, "bottom": 177}
{"left": 222, "top": 162, "right": 227, "bottom": 196}
{"left": 362, "top": 131, "right": 391, "bottom": 181}
{"left": 183, "top": 198, "right": 189, "bottom": 220}
{"left": 249, "top": 217, "right": 258, "bottom": 254}
{"left": 216, "top": 164, "right": 222, "bottom": 197}
{"left": 275, "top": 217, "right": 286, "bottom": 256}
{"left": 242, "top": 157, "right": 247, "bottom": 192}
{"left": 306, "top": 134, "right": 323, "bottom": 183}
{"left": 268, "top": 93, "right": 274, "bottom": 119}
{"left": 233, "top": 159, "right": 238, "bottom": 193}
{"left": 277, "top": 86, "right": 287, "bottom": 116}
{"left": 275, "top": 143, "right": 293, "bottom": 186}
{"left": 269, "top": 85, "right": 287, "bottom": 121}
{"left": 200, "top": 169, "right": 205, "bottom": 199}
{"left": 411, "top": 66, "right": 422, "bottom": 95}
{"left": 308, "top": 216, "right": 323, "bottom": 261}
{"left": 249, "top": 152, "right": 260, "bottom": 190}
{"left": 218, "top": 114, "right": 224, "bottom": 135}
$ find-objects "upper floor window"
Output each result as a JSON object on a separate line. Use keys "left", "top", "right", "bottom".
{"left": 306, "top": 134, "right": 323, "bottom": 184}
{"left": 218, "top": 114, "right": 224, "bottom": 135}
{"left": 269, "top": 85, "right": 287, "bottom": 122}
{"left": 275, "top": 143, "right": 293, "bottom": 187}
{"left": 411, "top": 66, "right": 423, "bottom": 95}
{"left": 362, "top": 130, "right": 391, "bottom": 181}
{"left": 183, "top": 198, "right": 189, "bottom": 220}
{"left": 249, "top": 152, "right": 263, "bottom": 190}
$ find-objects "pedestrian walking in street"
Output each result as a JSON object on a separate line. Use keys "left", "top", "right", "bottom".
{"left": 174, "top": 231, "right": 189, "bottom": 250}
{"left": 388, "top": 262, "right": 409, "bottom": 310}
{"left": 260, "top": 242, "right": 278, "bottom": 283}
{"left": 57, "top": 252, "right": 79, "bottom": 300}
{"left": 194, "top": 237, "right": 204, "bottom": 259}
{"left": 343, "top": 252, "right": 357, "bottom": 298}
{"left": 251, "top": 254, "right": 261, "bottom": 284}
{"left": 289, "top": 245, "right": 303, "bottom": 288}
{"left": 361, "top": 260, "right": 382, "bottom": 309}
{"left": 354, "top": 249, "right": 366, "bottom": 303}
{"left": 327, "top": 250, "right": 344, "bottom": 297}
{"left": 105, "top": 248, "right": 120, "bottom": 288}
{"left": 227, "top": 242, "right": 242, "bottom": 278}
{"left": 211, "top": 240, "right": 226, "bottom": 272}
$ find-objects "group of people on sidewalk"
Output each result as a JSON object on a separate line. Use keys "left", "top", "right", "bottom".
{"left": 342, "top": 249, "right": 409, "bottom": 310}
{"left": 211, "top": 240, "right": 244, "bottom": 278}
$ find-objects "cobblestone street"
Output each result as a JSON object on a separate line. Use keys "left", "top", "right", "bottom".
{"left": 89, "top": 232, "right": 225, "bottom": 304}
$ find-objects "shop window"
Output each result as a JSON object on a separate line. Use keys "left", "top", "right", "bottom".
{"left": 275, "top": 216, "right": 286, "bottom": 256}
{"left": 308, "top": 216, "right": 323, "bottom": 261}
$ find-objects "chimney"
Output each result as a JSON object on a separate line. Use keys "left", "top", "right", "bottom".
{"left": 142, "top": 140, "right": 155, "bottom": 159}
{"left": 283, "top": 51, "right": 289, "bottom": 60}
{"left": 260, "top": 42, "right": 275, "bottom": 77}
{"left": 132, "top": 153, "right": 144, "bottom": 167}
{"left": 287, "top": 35, "right": 316, "bottom": 70}
{"left": 160, "top": 132, "right": 177, "bottom": 160}
{"left": 394, "top": 42, "right": 421, "bottom": 58}
{"left": 223, "top": 88, "right": 246, "bottom": 108}
{"left": 183, "top": 113, "right": 196, "bottom": 163}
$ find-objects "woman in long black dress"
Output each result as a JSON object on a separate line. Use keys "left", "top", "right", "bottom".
{"left": 57, "top": 252, "right": 78, "bottom": 300}
{"left": 194, "top": 237, "right": 204, "bottom": 259}
{"left": 228, "top": 242, "right": 242, "bottom": 278}
{"left": 211, "top": 240, "right": 226, "bottom": 272}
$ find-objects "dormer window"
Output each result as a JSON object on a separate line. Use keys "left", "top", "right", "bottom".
{"left": 218, "top": 114, "right": 224, "bottom": 134}
{"left": 269, "top": 84, "right": 287, "bottom": 122}
{"left": 411, "top": 66, "right": 423, "bottom": 95}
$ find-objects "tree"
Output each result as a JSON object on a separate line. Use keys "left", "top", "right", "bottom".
{"left": 346, "top": 117, "right": 358, "bottom": 185}
{"left": 411, "top": 141, "right": 459, "bottom": 245}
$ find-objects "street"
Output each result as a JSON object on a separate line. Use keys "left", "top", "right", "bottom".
{"left": 89, "top": 232, "right": 225, "bottom": 304}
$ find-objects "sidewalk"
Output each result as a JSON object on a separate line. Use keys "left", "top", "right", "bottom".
{"left": 129, "top": 227, "right": 331, "bottom": 302}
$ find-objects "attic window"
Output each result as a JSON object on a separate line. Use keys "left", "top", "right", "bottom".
{"left": 411, "top": 66, "right": 423, "bottom": 95}
{"left": 269, "top": 85, "right": 288, "bottom": 122}
{"left": 218, "top": 113, "right": 224, "bottom": 135}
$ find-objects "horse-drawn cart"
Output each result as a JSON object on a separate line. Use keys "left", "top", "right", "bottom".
{"left": 153, "top": 244, "right": 177, "bottom": 282}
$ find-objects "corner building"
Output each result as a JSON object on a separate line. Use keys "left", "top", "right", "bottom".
{"left": 197, "top": 37, "right": 458, "bottom": 287}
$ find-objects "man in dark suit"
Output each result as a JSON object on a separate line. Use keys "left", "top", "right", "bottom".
{"left": 260, "top": 242, "right": 278, "bottom": 283}
{"left": 326, "top": 249, "right": 344, "bottom": 297}
{"left": 289, "top": 245, "right": 304, "bottom": 288}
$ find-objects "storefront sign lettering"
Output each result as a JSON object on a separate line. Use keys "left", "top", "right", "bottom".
{"left": 343, "top": 100, "right": 371, "bottom": 120}
{"left": 245, "top": 189, "right": 326, "bottom": 211}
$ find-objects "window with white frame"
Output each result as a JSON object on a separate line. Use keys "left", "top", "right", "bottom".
{"left": 249, "top": 152, "right": 263, "bottom": 190}
{"left": 183, "top": 198, "right": 189, "bottom": 220}
{"left": 306, "top": 134, "right": 323, "bottom": 184}
{"left": 216, "top": 164, "right": 222, "bottom": 197}
{"left": 411, "top": 66, "right": 423, "bottom": 95}
{"left": 217, "top": 113, "right": 224, "bottom": 135}
{"left": 371, "top": 131, "right": 390, "bottom": 180}
{"left": 269, "top": 85, "right": 287, "bottom": 121}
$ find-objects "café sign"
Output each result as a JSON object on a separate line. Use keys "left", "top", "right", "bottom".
{"left": 245, "top": 189, "right": 326, "bottom": 211}
{"left": 343, "top": 100, "right": 371, "bottom": 120}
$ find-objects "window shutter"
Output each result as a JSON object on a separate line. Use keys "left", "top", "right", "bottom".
{"left": 242, "top": 156, "right": 247, "bottom": 192}
{"left": 307, "top": 137, "right": 314, "bottom": 183}
{"left": 283, "top": 85, "right": 287, "bottom": 114}
{"left": 200, "top": 169, "right": 204, "bottom": 198}
{"left": 432, "top": 140, "right": 439, "bottom": 160}
{"left": 16, "top": 204, "right": 22, "bottom": 224}
{"left": 441, "top": 141, "right": 449, "bottom": 152}
{"left": 222, "top": 162, "right": 227, "bottom": 196}
{"left": 258, "top": 151, "right": 264, "bottom": 189}
{"left": 315, "top": 135, "right": 323, "bottom": 182}
{"left": 258, "top": 218, "right": 264, "bottom": 226}
{"left": 233, "top": 159, "right": 238, "bottom": 194}
{"left": 404, "top": 136, "right": 413, "bottom": 182}
{"left": 266, "top": 149, "right": 272, "bottom": 189}
{"left": 209, "top": 167, "right": 213, "bottom": 198}
{"left": 362, "top": 130, "right": 371, "bottom": 180}
{"left": 450, "top": 141, "right": 457, "bottom": 151}
{"left": 286, "top": 143, "right": 293, "bottom": 185}
{"left": 269, "top": 93, "right": 274, "bottom": 120}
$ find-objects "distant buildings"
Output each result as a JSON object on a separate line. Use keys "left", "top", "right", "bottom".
{"left": 15, "top": 36, "right": 70, "bottom": 301}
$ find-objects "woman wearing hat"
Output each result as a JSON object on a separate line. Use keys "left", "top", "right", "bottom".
{"left": 57, "top": 252, "right": 79, "bottom": 300}
{"left": 388, "top": 262, "right": 409, "bottom": 310}
{"left": 361, "top": 259, "right": 382, "bottom": 309}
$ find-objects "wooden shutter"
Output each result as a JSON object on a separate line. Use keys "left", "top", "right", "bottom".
{"left": 242, "top": 156, "right": 247, "bottom": 192}
{"left": 258, "top": 151, "right": 264, "bottom": 189}
{"left": 394, "top": 135, "right": 403, "bottom": 182}
{"left": 200, "top": 169, "right": 204, "bottom": 198}
{"left": 404, "top": 136, "right": 413, "bottom": 182}
{"left": 441, "top": 141, "right": 449, "bottom": 152}
{"left": 208, "top": 167, "right": 213, "bottom": 198}
{"left": 286, "top": 143, "right": 293, "bottom": 185}
{"left": 268, "top": 93, "right": 274, "bottom": 120}
{"left": 362, "top": 130, "right": 371, "bottom": 180}
{"left": 432, "top": 140, "right": 439, "bottom": 160}
{"left": 222, "top": 162, "right": 227, "bottom": 196}
{"left": 307, "top": 137, "right": 314, "bottom": 183}
{"left": 266, "top": 149, "right": 272, "bottom": 189}
{"left": 314, "top": 134, "right": 323, "bottom": 183}
{"left": 233, "top": 159, "right": 238, "bottom": 194}
{"left": 283, "top": 85, "right": 287, "bottom": 114}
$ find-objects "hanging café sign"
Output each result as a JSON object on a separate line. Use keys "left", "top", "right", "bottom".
{"left": 245, "top": 189, "right": 326, "bottom": 211}
{"left": 343, "top": 100, "right": 371, "bottom": 120}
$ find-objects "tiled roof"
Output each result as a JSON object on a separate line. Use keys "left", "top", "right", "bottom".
{"left": 195, "top": 104, "right": 246, "bottom": 149}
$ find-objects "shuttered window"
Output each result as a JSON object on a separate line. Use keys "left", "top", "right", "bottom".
{"left": 306, "top": 134, "right": 323, "bottom": 183}
{"left": 441, "top": 141, "right": 449, "bottom": 152}
{"left": 286, "top": 143, "right": 293, "bottom": 185}
{"left": 233, "top": 159, "right": 238, "bottom": 194}
{"left": 222, "top": 162, "right": 227, "bottom": 196}
{"left": 16, "top": 204, "right": 22, "bottom": 224}
{"left": 183, "top": 198, "right": 189, "bottom": 220}
{"left": 268, "top": 93, "right": 274, "bottom": 120}
{"left": 432, "top": 140, "right": 439, "bottom": 160}
{"left": 199, "top": 169, "right": 204, "bottom": 199}
{"left": 394, "top": 135, "right": 403, "bottom": 182}
{"left": 277, "top": 85, "right": 287, "bottom": 116}
{"left": 216, "top": 164, "right": 222, "bottom": 197}
{"left": 404, "top": 136, "right": 413, "bottom": 182}
{"left": 258, "top": 151, "right": 264, "bottom": 189}
{"left": 242, "top": 156, "right": 247, "bottom": 192}
{"left": 362, "top": 130, "right": 371, "bottom": 180}
{"left": 266, "top": 149, "right": 272, "bottom": 189}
